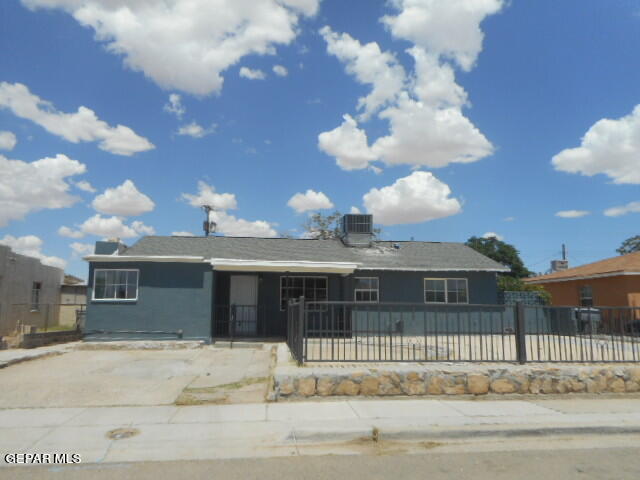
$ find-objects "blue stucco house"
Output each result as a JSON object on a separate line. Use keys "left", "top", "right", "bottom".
{"left": 84, "top": 214, "right": 508, "bottom": 341}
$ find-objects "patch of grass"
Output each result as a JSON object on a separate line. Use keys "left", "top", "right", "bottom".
{"left": 39, "top": 325, "right": 78, "bottom": 333}
{"left": 175, "top": 376, "right": 268, "bottom": 405}
{"left": 184, "top": 376, "right": 267, "bottom": 394}
{"left": 175, "top": 393, "right": 229, "bottom": 406}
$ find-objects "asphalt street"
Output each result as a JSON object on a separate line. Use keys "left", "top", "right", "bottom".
{"left": 4, "top": 446, "right": 640, "bottom": 480}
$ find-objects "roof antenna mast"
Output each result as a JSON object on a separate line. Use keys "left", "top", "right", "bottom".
{"left": 202, "top": 205, "right": 217, "bottom": 237}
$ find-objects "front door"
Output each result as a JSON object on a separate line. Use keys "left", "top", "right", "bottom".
{"left": 229, "top": 275, "right": 258, "bottom": 336}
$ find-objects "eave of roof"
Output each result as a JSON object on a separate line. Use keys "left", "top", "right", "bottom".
{"left": 526, "top": 270, "right": 640, "bottom": 284}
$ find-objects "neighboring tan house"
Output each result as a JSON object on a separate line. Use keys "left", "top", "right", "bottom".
{"left": 59, "top": 274, "right": 87, "bottom": 327}
{"left": 83, "top": 214, "right": 509, "bottom": 342}
{"left": 0, "top": 244, "right": 64, "bottom": 336}
{"left": 524, "top": 251, "right": 640, "bottom": 309}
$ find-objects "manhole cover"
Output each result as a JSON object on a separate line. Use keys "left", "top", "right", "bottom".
{"left": 106, "top": 428, "right": 140, "bottom": 440}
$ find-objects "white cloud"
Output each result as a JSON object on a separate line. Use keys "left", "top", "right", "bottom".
{"left": 172, "top": 231, "right": 194, "bottom": 237}
{"left": 555, "top": 210, "right": 591, "bottom": 218}
{"left": 130, "top": 220, "right": 156, "bottom": 236}
{"left": 181, "top": 181, "right": 238, "bottom": 210}
{"left": 79, "top": 214, "right": 155, "bottom": 239}
{"left": 318, "top": 1, "right": 500, "bottom": 172}
{"left": 0, "top": 82, "right": 154, "bottom": 156}
{"left": 320, "top": 27, "right": 406, "bottom": 120}
{"left": 22, "top": 0, "right": 319, "bottom": 96}
{"left": 0, "top": 130, "right": 17, "bottom": 150}
{"left": 279, "top": 0, "right": 320, "bottom": 16}
{"left": 0, "top": 235, "right": 66, "bottom": 269}
{"left": 58, "top": 226, "right": 84, "bottom": 239}
{"left": 70, "top": 242, "right": 94, "bottom": 257}
{"left": 317, "top": 114, "right": 378, "bottom": 170}
{"left": 239, "top": 67, "right": 266, "bottom": 80}
{"left": 287, "top": 189, "right": 334, "bottom": 213}
{"left": 181, "top": 181, "right": 276, "bottom": 237}
{"left": 177, "top": 121, "right": 216, "bottom": 138}
{"left": 350, "top": 206, "right": 361, "bottom": 214}
{"left": 92, "top": 180, "right": 155, "bottom": 216}
{"left": 209, "top": 211, "right": 277, "bottom": 237}
{"left": 408, "top": 46, "right": 467, "bottom": 108}
{"left": 74, "top": 180, "right": 96, "bottom": 193}
{"left": 163, "top": 93, "right": 185, "bottom": 118}
{"left": 272, "top": 64, "right": 288, "bottom": 77}
{"left": 503, "top": 216, "right": 515, "bottom": 222}
{"left": 604, "top": 201, "right": 640, "bottom": 217}
{"left": 372, "top": 93, "right": 493, "bottom": 168}
{"left": 382, "top": 0, "right": 505, "bottom": 71}
{"left": 482, "top": 232, "right": 503, "bottom": 241}
{"left": 363, "top": 171, "right": 461, "bottom": 225}
{"left": 0, "top": 153, "right": 85, "bottom": 227}
{"left": 552, "top": 105, "right": 640, "bottom": 184}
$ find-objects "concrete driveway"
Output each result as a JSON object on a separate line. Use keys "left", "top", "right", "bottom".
{"left": 0, "top": 345, "right": 273, "bottom": 408}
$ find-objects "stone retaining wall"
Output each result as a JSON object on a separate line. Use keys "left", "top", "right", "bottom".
{"left": 269, "top": 344, "right": 640, "bottom": 400}
{"left": 273, "top": 364, "right": 640, "bottom": 399}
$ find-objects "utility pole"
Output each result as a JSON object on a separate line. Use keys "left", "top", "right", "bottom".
{"left": 202, "top": 205, "right": 217, "bottom": 237}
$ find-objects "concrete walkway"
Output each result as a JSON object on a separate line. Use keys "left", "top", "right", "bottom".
{"left": 2, "top": 398, "right": 640, "bottom": 465}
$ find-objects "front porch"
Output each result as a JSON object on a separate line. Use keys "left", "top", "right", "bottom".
{"left": 211, "top": 268, "right": 353, "bottom": 339}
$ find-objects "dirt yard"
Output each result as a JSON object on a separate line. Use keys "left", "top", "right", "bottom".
{"left": 0, "top": 344, "right": 273, "bottom": 408}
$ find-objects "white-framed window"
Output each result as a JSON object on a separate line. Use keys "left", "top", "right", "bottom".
{"left": 354, "top": 277, "right": 379, "bottom": 303}
{"left": 93, "top": 269, "right": 139, "bottom": 301}
{"left": 424, "top": 278, "right": 468, "bottom": 304}
{"left": 280, "top": 276, "right": 328, "bottom": 310}
{"left": 579, "top": 285, "right": 593, "bottom": 307}
{"left": 31, "top": 282, "right": 41, "bottom": 311}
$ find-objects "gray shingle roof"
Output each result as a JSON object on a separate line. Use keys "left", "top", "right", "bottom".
{"left": 121, "top": 236, "right": 508, "bottom": 271}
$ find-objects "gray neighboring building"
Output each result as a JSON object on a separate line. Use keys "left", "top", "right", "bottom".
{"left": 84, "top": 215, "right": 508, "bottom": 341}
{"left": 0, "top": 244, "right": 64, "bottom": 336}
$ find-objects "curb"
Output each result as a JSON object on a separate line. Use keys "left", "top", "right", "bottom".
{"left": 294, "top": 424, "right": 640, "bottom": 444}
{"left": 0, "top": 350, "right": 67, "bottom": 369}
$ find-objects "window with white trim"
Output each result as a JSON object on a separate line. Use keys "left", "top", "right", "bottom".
{"left": 354, "top": 277, "right": 379, "bottom": 303}
{"left": 93, "top": 269, "right": 139, "bottom": 301}
{"left": 579, "top": 285, "right": 593, "bottom": 307}
{"left": 280, "top": 276, "right": 327, "bottom": 310}
{"left": 424, "top": 278, "right": 468, "bottom": 304}
{"left": 31, "top": 282, "right": 41, "bottom": 311}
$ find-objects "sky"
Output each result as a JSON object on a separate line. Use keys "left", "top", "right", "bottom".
{"left": 1, "top": 0, "right": 639, "bottom": 280}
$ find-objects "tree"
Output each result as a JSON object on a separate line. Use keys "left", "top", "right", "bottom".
{"left": 302, "top": 211, "right": 382, "bottom": 239}
{"left": 302, "top": 211, "right": 343, "bottom": 239}
{"left": 617, "top": 235, "right": 640, "bottom": 255}
{"left": 465, "top": 236, "right": 532, "bottom": 278}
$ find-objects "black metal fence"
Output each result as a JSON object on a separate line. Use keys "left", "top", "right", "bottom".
{"left": 286, "top": 298, "right": 640, "bottom": 364}
{"left": 287, "top": 299, "right": 304, "bottom": 364}
{"left": 213, "top": 304, "right": 283, "bottom": 340}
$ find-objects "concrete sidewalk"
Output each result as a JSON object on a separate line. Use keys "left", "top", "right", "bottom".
{"left": 2, "top": 398, "right": 640, "bottom": 465}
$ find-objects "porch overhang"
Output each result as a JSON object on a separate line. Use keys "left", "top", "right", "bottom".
{"left": 208, "top": 258, "right": 358, "bottom": 274}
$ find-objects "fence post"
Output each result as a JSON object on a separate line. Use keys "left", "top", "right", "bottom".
{"left": 514, "top": 302, "right": 527, "bottom": 364}
{"left": 297, "top": 296, "right": 305, "bottom": 366}
{"left": 230, "top": 305, "right": 236, "bottom": 346}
